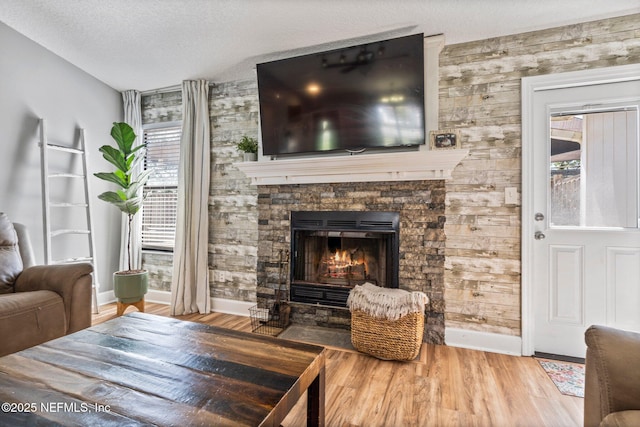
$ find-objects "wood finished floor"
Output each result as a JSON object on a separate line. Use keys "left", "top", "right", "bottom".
{"left": 93, "top": 302, "right": 583, "bottom": 427}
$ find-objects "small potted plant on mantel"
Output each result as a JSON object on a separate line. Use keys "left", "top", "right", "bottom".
{"left": 236, "top": 135, "right": 258, "bottom": 161}
{"left": 94, "top": 122, "right": 153, "bottom": 316}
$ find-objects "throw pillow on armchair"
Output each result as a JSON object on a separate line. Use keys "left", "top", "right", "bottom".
{"left": 0, "top": 213, "right": 23, "bottom": 294}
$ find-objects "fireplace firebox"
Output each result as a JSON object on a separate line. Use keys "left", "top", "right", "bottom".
{"left": 290, "top": 211, "right": 400, "bottom": 307}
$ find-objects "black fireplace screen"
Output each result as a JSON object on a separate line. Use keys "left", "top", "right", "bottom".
{"left": 295, "top": 231, "right": 388, "bottom": 287}
{"left": 290, "top": 211, "right": 399, "bottom": 307}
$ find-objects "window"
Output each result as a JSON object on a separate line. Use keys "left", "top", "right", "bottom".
{"left": 549, "top": 108, "right": 639, "bottom": 228}
{"left": 141, "top": 124, "right": 181, "bottom": 250}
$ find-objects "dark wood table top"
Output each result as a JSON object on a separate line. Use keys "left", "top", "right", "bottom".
{"left": 0, "top": 312, "right": 326, "bottom": 426}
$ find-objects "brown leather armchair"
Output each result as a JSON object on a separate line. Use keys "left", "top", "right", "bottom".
{"left": 0, "top": 213, "right": 93, "bottom": 357}
{"left": 584, "top": 325, "right": 640, "bottom": 427}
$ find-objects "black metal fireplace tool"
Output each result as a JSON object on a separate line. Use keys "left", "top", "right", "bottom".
{"left": 270, "top": 249, "right": 291, "bottom": 327}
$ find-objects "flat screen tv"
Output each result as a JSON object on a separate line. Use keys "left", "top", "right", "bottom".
{"left": 257, "top": 33, "right": 425, "bottom": 157}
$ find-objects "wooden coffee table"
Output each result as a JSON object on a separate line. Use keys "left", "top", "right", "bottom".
{"left": 0, "top": 312, "right": 325, "bottom": 426}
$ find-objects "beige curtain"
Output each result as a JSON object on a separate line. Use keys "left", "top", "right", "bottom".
{"left": 121, "top": 90, "right": 143, "bottom": 271}
{"left": 170, "top": 80, "right": 211, "bottom": 315}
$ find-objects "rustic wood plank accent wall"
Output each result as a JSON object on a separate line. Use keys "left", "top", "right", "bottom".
{"left": 208, "top": 80, "right": 260, "bottom": 302}
{"left": 440, "top": 14, "right": 640, "bottom": 337}
{"left": 138, "top": 13, "right": 639, "bottom": 340}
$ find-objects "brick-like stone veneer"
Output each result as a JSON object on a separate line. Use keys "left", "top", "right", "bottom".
{"left": 257, "top": 180, "right": 446, "bottom": 344}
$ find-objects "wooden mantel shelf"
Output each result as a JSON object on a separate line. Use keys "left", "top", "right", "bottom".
{"left": 235, "top": 149, "right": 468, "bottom": 185}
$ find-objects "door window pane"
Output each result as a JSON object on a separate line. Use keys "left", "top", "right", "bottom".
{"left": 550, "top": 109, "right": 639, "bottom": 228}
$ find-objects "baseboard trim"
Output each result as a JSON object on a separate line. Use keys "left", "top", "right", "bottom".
{"left": 145, "top": 290, "right": 171, "bottom": 305}
{"left": 124, "top": 292, "right": 253, "bottom": 317}
{"left": 145, "top": 293, "right": 253, "bottom": 317}
{"left": 211, "top": 297, "right": 253, "bottom": 317}
{"left": 97, "top": 290, "right": 115, "bottom": 306}
{"left": 98, "top": 290, "right": 253, "bottom": 318}
{"left": 445, "top": 327, "right": 522, "bottom": 356}
{"left": 97, "top": 289, "right": 171, "bottom": 306}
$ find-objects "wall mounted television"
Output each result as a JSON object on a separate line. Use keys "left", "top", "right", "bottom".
{"left": 257, "top": 33, "right": 425, "bottom": 157}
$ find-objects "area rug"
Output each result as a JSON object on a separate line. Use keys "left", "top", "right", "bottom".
{"left": 538, "top": 360, "right": 585, "bottom": 398}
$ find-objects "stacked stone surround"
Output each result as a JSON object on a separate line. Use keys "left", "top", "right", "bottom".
{"left": 256, "top": 180, "right": 446, "bottom": 344}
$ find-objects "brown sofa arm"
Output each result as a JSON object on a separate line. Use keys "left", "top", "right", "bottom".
{"left": 14, "top": 263, "right": 93, "bottom": 334}
{"left": 584, "top": 325, "right": 640, "bottom": 427}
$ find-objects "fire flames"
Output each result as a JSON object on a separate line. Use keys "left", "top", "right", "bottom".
{"left": 322, "top": 249, "right": 367, "bottom": 281}
{"left": 334, "top": 250, "right": 350, "bottom": 264}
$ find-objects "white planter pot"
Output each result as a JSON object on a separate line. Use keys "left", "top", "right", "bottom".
{"left": 243, "top": 152, "right": 257, "bottom": 161}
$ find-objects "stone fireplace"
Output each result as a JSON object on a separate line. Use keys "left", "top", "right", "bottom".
{"left": 290, "top": 210, "right": 400, "bottom": 307}
{"left": 256, "top": 180, "right": 446, "bottom": 344}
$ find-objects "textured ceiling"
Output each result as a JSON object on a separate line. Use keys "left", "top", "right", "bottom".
{"left": 1, "top": 0, "right": 638, "bottom": 92}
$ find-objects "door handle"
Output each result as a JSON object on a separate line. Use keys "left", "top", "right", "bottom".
{"left": 534, "top": 231, "right": 546, "bottom": 240}
{"left": 535, "top": 212, "right": 544, "bottom": 221}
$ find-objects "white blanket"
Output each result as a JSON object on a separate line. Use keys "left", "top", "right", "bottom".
{"left": 347, "top": 282, "right": 429, "bottom": 320}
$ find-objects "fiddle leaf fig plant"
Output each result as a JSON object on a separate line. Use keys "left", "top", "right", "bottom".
{"left": 94, "top": 122, "right": 152, "bottom": 271}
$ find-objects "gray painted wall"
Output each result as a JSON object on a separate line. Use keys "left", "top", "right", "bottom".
{"left": 0, "top": 22, "right": 123, "bottom": 293}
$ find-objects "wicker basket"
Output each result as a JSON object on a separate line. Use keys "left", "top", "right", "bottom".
{"left": 350, "top": 308, "right": 424, "bottom": 361}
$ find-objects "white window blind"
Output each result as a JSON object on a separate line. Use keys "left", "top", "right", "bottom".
{"left": 141, "top": 125, "right": 181, "bottom": 250}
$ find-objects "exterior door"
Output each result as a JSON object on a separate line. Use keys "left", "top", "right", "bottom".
{"left": 525, "top": 70, "right": 640, "bottom": 358}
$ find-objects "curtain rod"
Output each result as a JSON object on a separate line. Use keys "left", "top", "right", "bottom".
{"left": 140, "top": 81, "right": 216, "bottom": 96}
